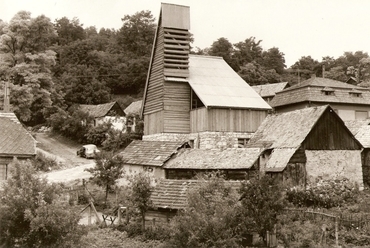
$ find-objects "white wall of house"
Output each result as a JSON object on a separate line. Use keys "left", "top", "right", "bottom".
{"left": 305, "top": 150, "right": 363, "bottom": 189}
{"left": 118, "top": 164, "right": 165, "bottom": 187}
{"left": 95, "top": 116, "right": 126, "bottom": 131}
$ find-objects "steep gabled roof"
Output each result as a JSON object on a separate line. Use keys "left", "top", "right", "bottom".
{"left": 252, "top": 82, "right": 289, "bottom": 98}
{"left": 0, "top": 113, "right": 36, "bottom": 156}
{"left": 164, "top": 148, "right": 261, "bottom": 169}
{"left": 188, "top": 55, "right": 271, "bottom": 110}
{"left": 79, "top": 102, "right": 123, "bottom": 118}
{"left": 119, "top": 140, "right": 187, "bottom": 167}
{"left": 345, "top": 120, "right": 370, "bottom": 148}
{"left": 248, "top": 105, "right": 329, "bottom": 149}
{"left": 150, "top": 179, "right": 241, "bottom": 210}
{"left": 270, "top": 77, "right": 370, "bottom": 107}
{"left": 124, "top": 100, "right": 142, "bottom": 115}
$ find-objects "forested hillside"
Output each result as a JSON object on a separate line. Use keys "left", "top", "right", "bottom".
{"left": 1, "top": 10, "right": 370, "bottom": 126}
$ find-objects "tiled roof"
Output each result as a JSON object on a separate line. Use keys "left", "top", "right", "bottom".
{"left": 188, "top": 55, "right": 271, "bottom": 110}
{"left": 79, "top": 102, "right": 119, "bottom": 118}
{"left": 252, "top": 82, "right": 289, "bottom": 98}
{"left": 164, "top": 148, "right": 261, "bottom": 169}
{"left": 0, "top": 113, "right": 36, "bottom": 156}
{"left": 270, "top": 78, "right": 370, "bottom": 107}
{"left": 124, "top": 100, "right": 142, "bottom": 115}
{"left": 150, "top": 179, "right": 241, "bottom": 209}
{"left": 248, "top": 105, "right": 328, "bottom": 149}
{"left": 119, "top": 140, "right": 187, "bottom": 167}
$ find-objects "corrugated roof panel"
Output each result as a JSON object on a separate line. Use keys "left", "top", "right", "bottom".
{"left": 188, "top": 55, "right": 271, "bottom": 110}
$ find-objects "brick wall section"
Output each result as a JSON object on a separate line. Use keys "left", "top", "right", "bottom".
{"left": 305, "top": 150, "right": 363, "bottom": 189}
{"left": 142, "top": 132, "right": 254, "bottom": 149}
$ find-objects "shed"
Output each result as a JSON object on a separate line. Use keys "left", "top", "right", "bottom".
{"left": 79, "top": 102, "right": 126, "bottom": 130}
{"left": 164, "top": 148, "right": 262, "bottom": 180}
{"left": 345, "top": 119, "right": 370, "bottom": 187}
{"left": 0, "top": 112, "right": 36, "bottom": 180}
{"left": 124, "top": 100, "right": 142, "bottom": 133}
{"left": 141, "top": 3, "right": 270, "bottom": 137}
{"left": 248, "top": 105, "right": 363, "bottom": 187}
{"left": 118, "top": 140, "right": 189, "bottom": 185}
{"left": 146, "top": 179, "right": 241, "bottom": 226}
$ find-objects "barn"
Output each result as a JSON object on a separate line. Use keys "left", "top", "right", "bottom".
{"left": 247, "top": 105, "right": 363, "bottom": 188}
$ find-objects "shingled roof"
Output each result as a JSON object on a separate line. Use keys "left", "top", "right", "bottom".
{"left": 252, "top": 82, "right": 289, "bottom": 98}
{"left": 150, "top": 179, "right": 241, "bottom": 210}
{"left": 0, "top": 113, "right": 36, "bottom": 157}
{"left": 270, "top": 77, "right": 370, "bottom": 108}
{"left": 119, "top": 140, "right": 187, "bottom": 167}
{"left": 248, "top": 105, "right": 329, "bottom": 149}
{"left": 187, "top": 55, "right": 271, "bottom": 110}
{"left": 124, "top": 100, "right": 142, "bottom": 115}
{"left": 345, "top": 120, "right": 370, "bottom": 148}
{"left": 79, "top": 102, "right": 123, "bottom": 118}
{"left": 164, "top": 148, "right": 261, "bottom": 169}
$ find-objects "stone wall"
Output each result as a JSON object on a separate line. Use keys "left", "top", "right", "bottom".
{"left": 305, "top": 150, "right": 363, "bottom": 189}
{"left": 142, "top": 131, "right": 254, "bottom": 150}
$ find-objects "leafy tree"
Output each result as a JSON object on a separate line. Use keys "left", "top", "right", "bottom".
{"left": 53, "top": 17, "right": 85, "bottom": 46}
{"left": 86, "top": 152, "right": 125, "bottom": 205}
{"left": 238, "top": 176, "right": 285, "bottom": 243}
{"left": 0, "top": 11, "right": 57, "bottom": 124}
{"left": 209, "top": 37, "right": 238, "bottom": 70}
{"left": 169, "top": 176, "right": 240, "bottom": 247}
{"left": 261, "top": 47, "right": 286, "bottom": 74}
{"left": 85, "top": 122, "right": 113, "bottom": 146}
{"left": 234, "top": 36, "right": 263, "bottom": 66}
{"left": 127, "top": 171, "right": 153, "bottom": 231}
{"left": 116, "top": 10, "right": 156, "bottom": 57}
{"left": 0, "top": 159, "right": 85, "bottom": 247}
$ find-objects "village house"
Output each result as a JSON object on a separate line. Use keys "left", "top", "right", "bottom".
{"left": 270, "top": 76, "right": 370, "bottom": 121}
{"left": 0, "top": 112, "right": 36, "bottom": 181}
{"left": 79, "top": 101, "right": 126, "bottom": 131}
{"left": 252, "top": 82, "right": 289, "bottom": 104}
{"left": 124, "top": 100, "right": 142, "bottom": 133}
{"left": 247, "top": 105, "right": 363, "bottom": 188}
{"left": 118, "top": 140, "right": 189, "bottom": 186}
{"left": 141, "top": 3, "right": 271, "bottom": 150}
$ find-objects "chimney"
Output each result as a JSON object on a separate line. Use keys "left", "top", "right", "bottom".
{"left": 3, "top": 79, "right": 10, "bottom": 112}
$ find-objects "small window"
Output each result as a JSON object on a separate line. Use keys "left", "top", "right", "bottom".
{"left": 350, "top": 92, "right": 362, "bottom": 97}
{"left": 189, "top": 139, "right": 195, "bottom": 148}
{"left": 238, "top": 138, "right": 250, "bottom": 148}
{"left": 324, "top": 91, "right": 334, "bottom": 96}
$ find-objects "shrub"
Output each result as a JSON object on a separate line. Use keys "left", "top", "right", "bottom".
{"left": 85, "top": 122, "right": 112, "bottom": 146}
{"left": 32, "top": 151, "right": 60, "bottom": 171}
{"left": 286, "top": 178, "right": 359, "bottom": 208}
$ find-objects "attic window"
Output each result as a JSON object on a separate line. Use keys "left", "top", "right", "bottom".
{"left": 349, "top": 90, "right": 362, "bottom": 97}
{"left": 321, "top": 87, "right": 334, "bottom": 96}
{"left": 238, "top": 138, "right": 250, "bottom": 148}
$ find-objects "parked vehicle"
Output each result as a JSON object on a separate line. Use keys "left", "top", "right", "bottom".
{"left": 77, "top": 144, "right": 100, "bottom": 158}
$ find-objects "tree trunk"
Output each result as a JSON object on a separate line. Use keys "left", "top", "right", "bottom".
{"left": 141, "top": 211, "right": 145, "bottom": 232}
{"left": 105, "top": 184, "right": 109, "bottom": 206}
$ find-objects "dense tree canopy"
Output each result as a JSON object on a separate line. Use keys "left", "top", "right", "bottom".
{"left": 1, "top": 9, "right": 369, "bottom": 126}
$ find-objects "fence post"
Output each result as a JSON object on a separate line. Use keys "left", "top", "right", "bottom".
{"left": 88, "top": 204, "right": 91, "bottom": 225}
{"left": 335, "top": 217, "right": 339, "bottom": 247}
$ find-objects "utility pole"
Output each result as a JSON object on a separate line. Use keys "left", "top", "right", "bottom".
{"left": 3, "top": 78, "right": 10, "bottom": 112}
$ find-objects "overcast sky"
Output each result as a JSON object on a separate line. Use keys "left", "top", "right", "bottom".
{"left": 1, "top": 0, "right": 370, "bottom": 67}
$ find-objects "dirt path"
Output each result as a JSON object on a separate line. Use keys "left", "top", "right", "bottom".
{"left": 36, "top": 132, "right": 95, "bottom": 184}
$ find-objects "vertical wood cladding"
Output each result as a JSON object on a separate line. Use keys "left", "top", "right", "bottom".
{"left": 303, "top": 108, "right": 361, "bottom": 150}
{"left": 144, "top": 27, "right": 164, "bottom": 115}
{"left": 190, "top": 108, "right": 267, "bottom": 133}
{"left": 144, "top": 111, "right": 164, "bottom": 135}
{"left": 163, "top": 81, "right": 191, "bottom": 133}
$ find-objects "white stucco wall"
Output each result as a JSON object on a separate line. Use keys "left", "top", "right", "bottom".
{"left": 305, "top": 150, "right": 363, "bottom": 189}
{"left": 118, "top": 164, "right": 165, "bottom": 187}
{"left": 95, "top": 116, "right": 126, "bottom": 131}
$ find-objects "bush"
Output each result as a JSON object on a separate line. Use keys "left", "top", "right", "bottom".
{"left": 32, "top": 151, "right": 60, "bottom": 171}
{"left": 85, "top": 122, "right": 112, "bottom": 146}
{"left": 286, "top": 178, "right": 359, "bottom": 208}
